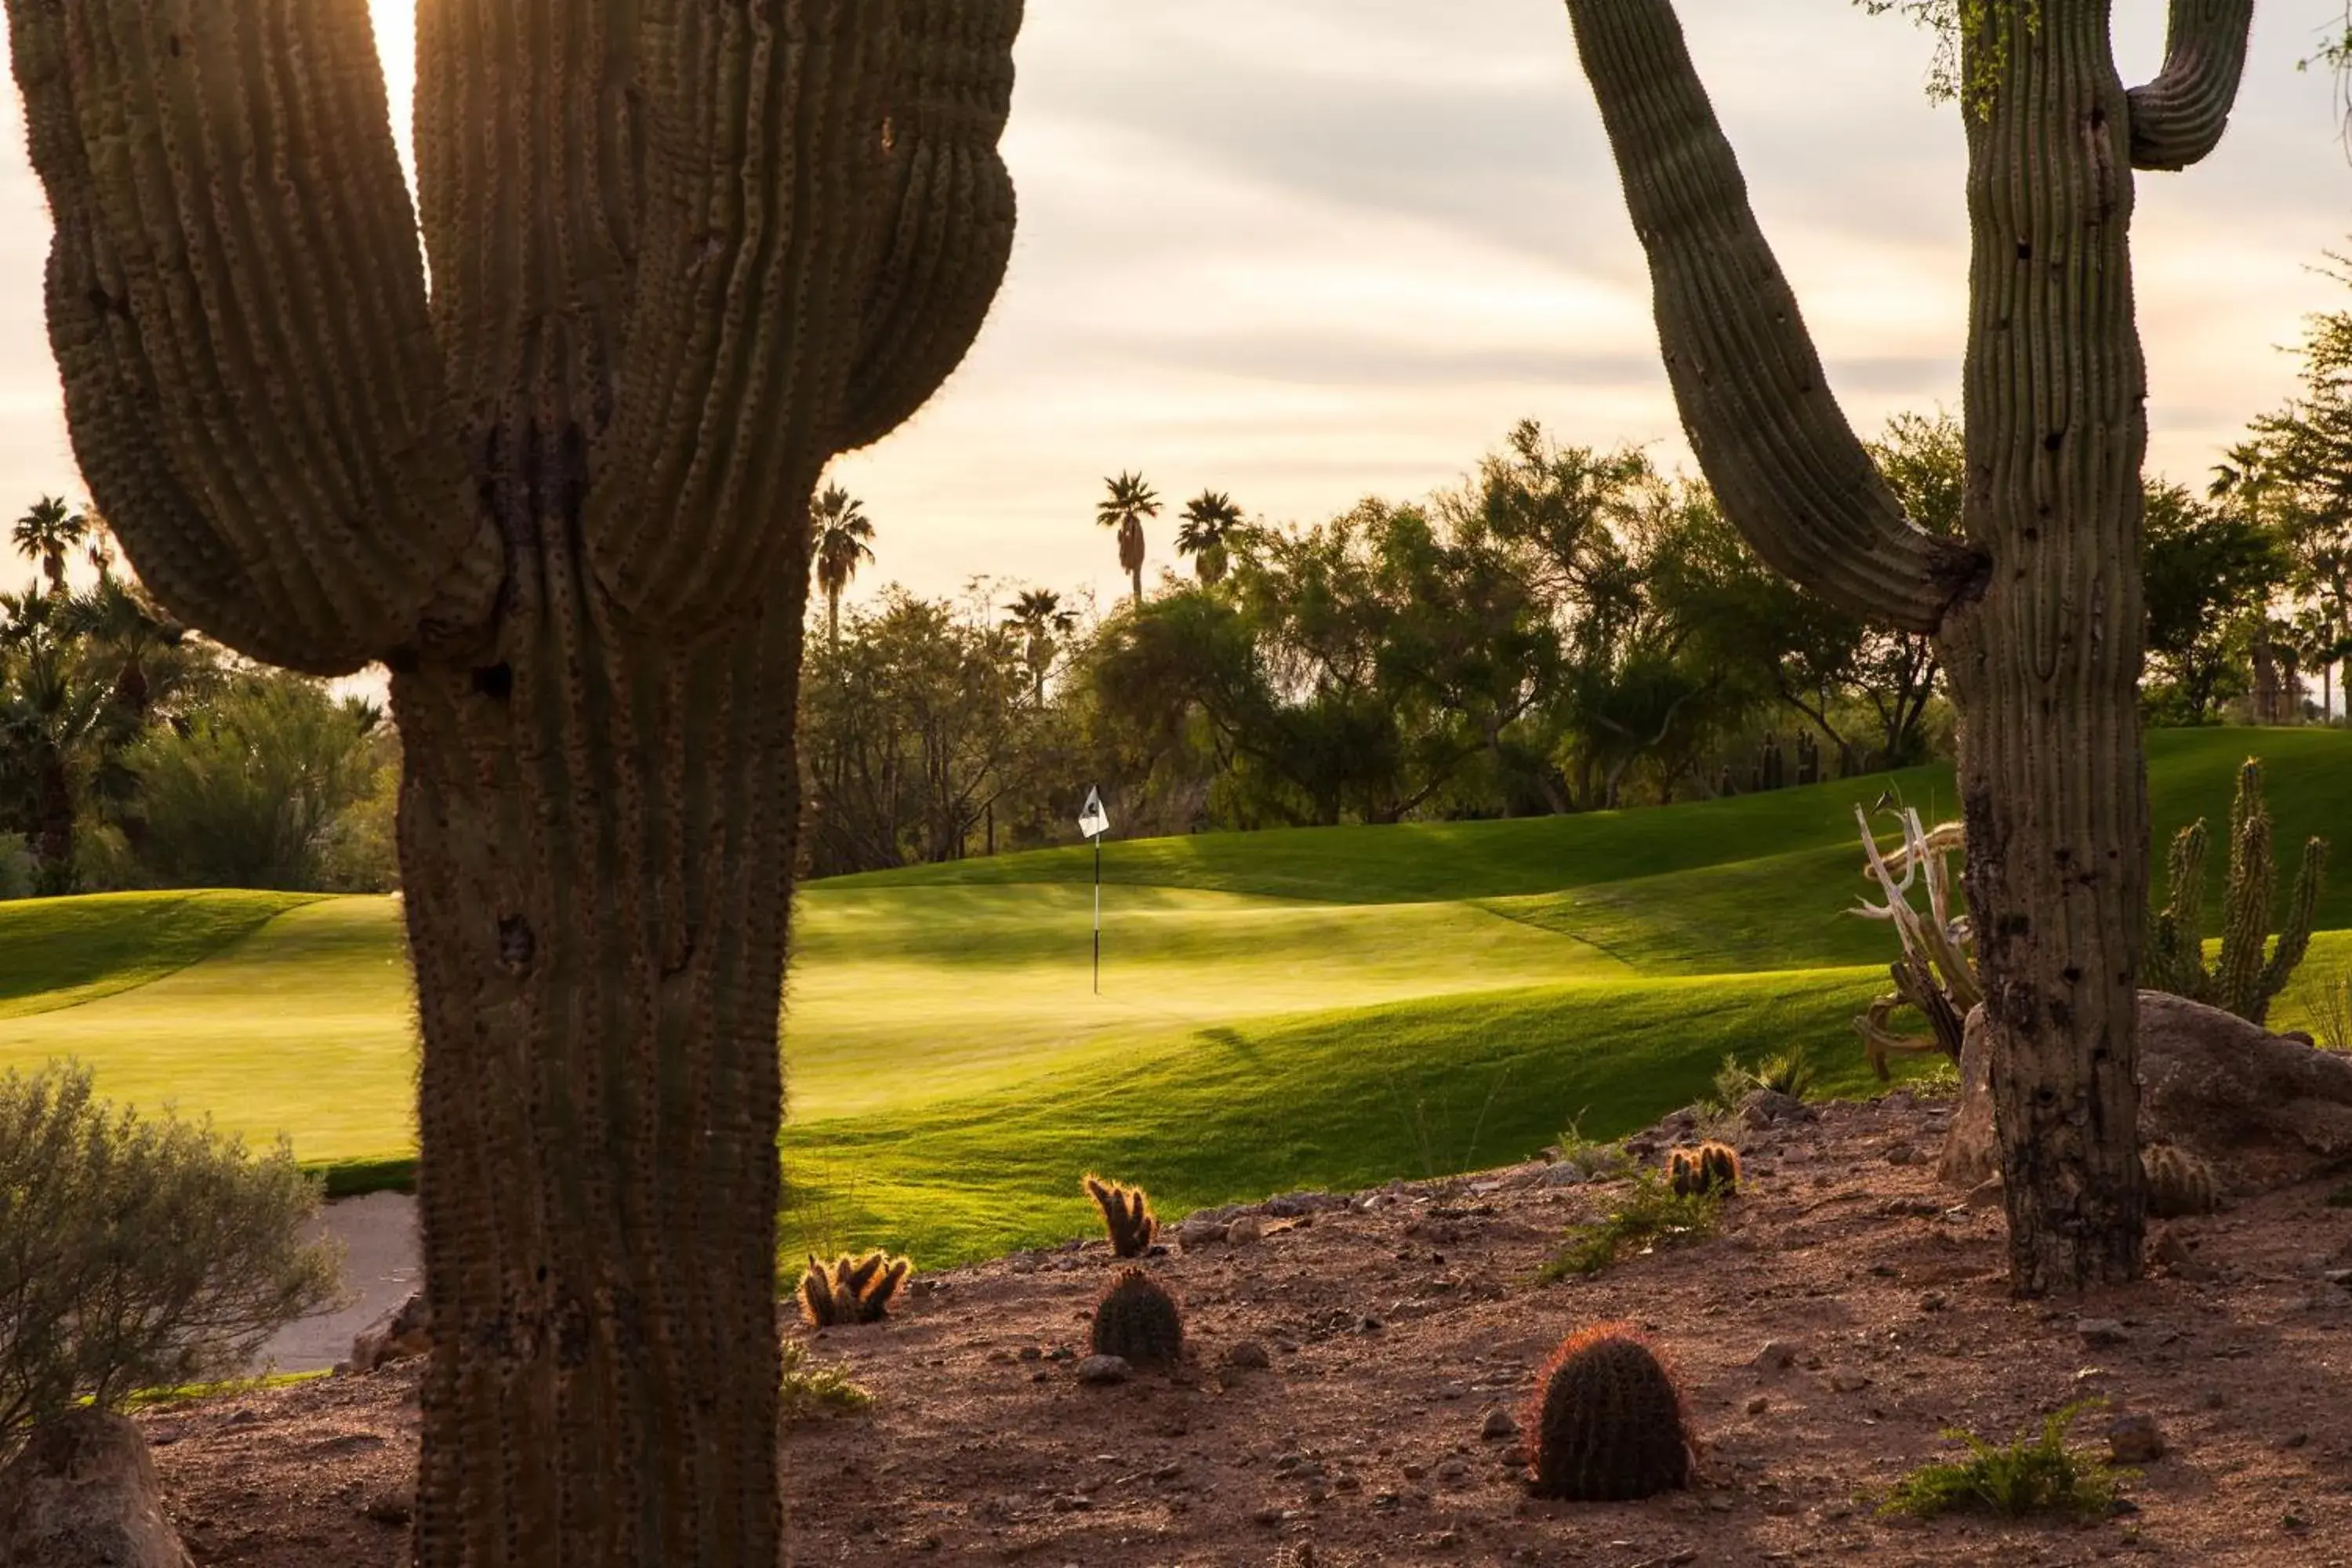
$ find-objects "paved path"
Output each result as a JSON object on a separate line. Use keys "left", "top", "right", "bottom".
{"left": 266, "top": 1190, "right": 420, "bottom": 1374}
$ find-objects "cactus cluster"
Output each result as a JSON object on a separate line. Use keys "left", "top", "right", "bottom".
{"left": 2145, "top": 759, "right": 2328, "bottom": 1027}
{"left": 2142, "top": 1143, "right": 2223, "bottom": 1219}
{"left": 797, "top": 1251, "right": 913, "bottom": 1330}
{"left": 1091, "top": 1268, "right": 1185, "bottom": 1367}
{"left": 1667, "top": 1142, "right": 1740, "bottom": 1199}
{"left": 1084, "top": 1174, "right": 1158, "bottom": 1258}
{"left": 1524, "top": 1324, "right": 1695, "bottom": 1501}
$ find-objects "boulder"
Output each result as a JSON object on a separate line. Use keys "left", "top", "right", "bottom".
{"left": 350, "top": 1288, "right": 430, "bottom": 1372}
{"left": 1940, "top": 993, "right": 2352, "bottom": 1191}
{"left": 0, "top": 1410, "right": 193, "bottom": 1568}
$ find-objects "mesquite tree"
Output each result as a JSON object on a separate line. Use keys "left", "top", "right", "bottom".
{"left": 5, "top": 0, "right": 1020, "bottom": 1559}
{"left": 1562, "top": 0, "right": 2252, "bottom": 1294}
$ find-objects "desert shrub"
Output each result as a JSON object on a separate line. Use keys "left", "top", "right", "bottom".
{"left": 0, "top": 1061, "right": 344, "bottom": 1462}
{"left": 1552, "top": 1112, "right": 1630, "bottom": 1181}
{"left": 1879, "top": 1401, "right": 2125, "bottom": 1520}
{"left": 1539, "top": 1170, "right": 1719, "bottom": 1281}
{"left": 777, "top": 1339, "right": 873, "bottom": 1425}
{"left": 1713, "top": 1047, "right": 1813, "bottom": 1107}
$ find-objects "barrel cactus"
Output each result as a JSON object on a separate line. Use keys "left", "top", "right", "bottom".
{"left": 1091, "top": 1269, "right": 1185, "bottom": 1367}
{"left": 2145, "top": 759, "right": 2328, "bottom": 1025}
{"left": 1561, "top": 0, "right": 2255, "bottom": 1292}
{"left": 1524, "top": 1324, "right": 1695, "bottom": 1501}
{"left": 3, "top": 2, "right": 1022, "bottom": 1559}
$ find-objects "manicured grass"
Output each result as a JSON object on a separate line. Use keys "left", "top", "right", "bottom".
{"left": 0, "top": 890, "right": 318, "bottom": 1018}
{"left": 2, "top": 726, "right": 2344, "bottom": 1264}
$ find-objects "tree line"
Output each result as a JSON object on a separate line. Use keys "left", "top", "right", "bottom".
{"left": 0, "top": 503, "right": 397, "bottom": 899}
{"left": 800, "top": 323, "right": 2351, "bottom": 877}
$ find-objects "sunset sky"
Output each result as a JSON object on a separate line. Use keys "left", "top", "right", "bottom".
{"left": 2, "top": 1, "right": 2349, "bottom": 621}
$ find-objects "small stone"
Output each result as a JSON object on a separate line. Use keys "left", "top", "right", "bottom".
{"left": 1826, "top": 1368, "right": 1873, "bottom": 1393}
{"left": 1437, "top": 1382, "right": 1468, "bottom": 1401}
{"left": 1752, "top": 1340, "right": 1800, "bottom": 1372}
{"left": 1400, "top": 1462, "right": 1428, "bottom": 1480}
{"left": 2323, "top": 1269, "right": 2352, "bottom": 1287}
{"left": 2107, "top": 1412, "right": 2166, "bottom": 1465}
{"left": 2075, "top": 1318, "right": 2130, "bottom": 1348}
{"left": 1744, "top": 1395, "right": 1769, "bottom": 1416}
{"left": 1075, "top": 1356, "right": 1131, "bottom": 1385}
{"left": 1918, "top": 1290, "right": 1948, "bottom": 1313}
{"left": 2151, "top": 1229, "right": 2216, "bottom": 1282}
{"left": 1435, "top": 1457, "right": 1472, "bottom": 1483}
{"left": 1226, "top": 1215, "right": 1265, "bottom": 1245}
{"left": 1178, "top": 1218, "right": 1229, "bottom": 1248}
{"left": 1224, "top": 1341, "right": 1272, "bottom": 1370}
{"left": 1017, "top": 1346, "right": 1043, "bottom": 1363}
{"left": 361, "top": 1484, "right": 415, "bottom": 1526}
{"left": 1251, "top": 1505, "right": 1286, "bottom": 1526}
{"left": 1480, "top": 1409, "right": 1519, "bottom": 1440}
{"left": 1885, "top": 1141, "right": 1923, "bottom": 1166}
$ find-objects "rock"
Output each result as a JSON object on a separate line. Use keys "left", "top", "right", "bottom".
{"left": 1223, "top": 1341, "right": 1272, "bottom": 1371}
{"left": 1884, "top": 1141, "right": 1924, "bottom": 1166}
{"left": 2106, "top": 1412, "right": 2166, "bottom": 1465}
{"left": 1176, "top": 1218, "right": 1229, "bottom": 1249}
{"left": 1225, "top": 1215, "right": 1265, "bottom": 1246}
{"left": 350, "top": 1288, "right": 430, "bottom": 1373}
{"left": 2322, "top": 1269, "right": 2352, "bottom": 1288}
{"left": 1539, "top": 1163, "right": 1588, "bottom": 1189}
{"left": 1479, "top": 1408, "right": 1519, "bottom": 1441}
{"left": 1434, "top": 1457, "right": 1472, "bottom": 1484}
{"left": 0, "top": 1409, "right": 194, "bottom": 1568}
{"left": 359, "top": 1485, "right": 415, "bottom": 1526}
{"left": 2075, "top": 1318, "right": 2131, "bottom": 1348}
{"left": 1940, "top": 993, "right": 2352, "bottom": 1192}
{"left": 1751, "top": 1340, "right": 1801, "bottom": 1373}
{"left": 1744, "top": 1395, "right": 1769, "bottom": 1416}
{"left": 1825, "top": 1367, "right": 1873, "bottom": 1393}
{"left": 1075, "top": 1356, "right": 1131, "bottom": 1385}
{"left": 1739, "top": 1090, "right": 1815, "bottom": 1128}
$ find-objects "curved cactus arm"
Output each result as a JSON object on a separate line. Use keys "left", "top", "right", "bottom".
{"left": 1560, "top": 0, "right": 1986, "bottom": 634}
{"left": 837, "top": 0, "right": 1022, "bottom": 452}
{"left": 4, "top": 0, "right": 495, "bottom": 676}
{"left": 2125, "top": 0, "right": 2255, "bottom": 172}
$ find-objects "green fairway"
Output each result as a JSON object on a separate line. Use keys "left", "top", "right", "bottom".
{"left": 3, "top": 724, "right": 2348, "bottom": 1263}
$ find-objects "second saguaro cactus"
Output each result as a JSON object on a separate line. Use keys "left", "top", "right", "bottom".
{"left": 5, "top": 2, "right": 1022, "bottom": 1562}
{"left": 1563, "top": 0, "right": 2253, "bottom": 1293}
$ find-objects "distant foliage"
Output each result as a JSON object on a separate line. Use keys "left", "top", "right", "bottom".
{"left": 0, "top": 1061, "right": 343, "bottom": 1463}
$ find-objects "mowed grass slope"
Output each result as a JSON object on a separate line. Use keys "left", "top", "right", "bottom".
{"left": 4, "top": 726, "right": 2348, "bottom": 1262}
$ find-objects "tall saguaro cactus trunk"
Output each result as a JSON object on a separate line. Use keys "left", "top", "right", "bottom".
{"left": 1562, "top": 0, "right": 2251, "bottom": 1294}
{"left": 6, "top": 1, "right": 1022, "bottom": 1561}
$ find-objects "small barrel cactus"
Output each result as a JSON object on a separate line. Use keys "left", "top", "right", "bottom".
{"left": 1083, "top": 1174, "right": 1158, "bottom": 1258}
{"left": 1667, "top": 1141, "right": 1740, "bottom": 1198}
{"left": 1525, "top": 1325, "right": 1695, "bottom": 1501}
{"left": 2142, "top": 1143, "right": 2222, "bottom": 1219}
{"left": 1091, "top": 1269, "right": 1184, "bottom": 1367}
{"left": 797, "top": 1251, "right": 913, "bottom": 1329}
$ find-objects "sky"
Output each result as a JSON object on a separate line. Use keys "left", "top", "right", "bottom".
{"left": 2, "top": 1, "right": 2350, "bottom": 622}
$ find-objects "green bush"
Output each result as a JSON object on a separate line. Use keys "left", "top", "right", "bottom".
{"left": 0, "top": 1061, "right": 346, "bottom": 1462}
{"left": 1879, "top": 1401, "right": 2125, "bottom": 1520}
{"left": 1539, "top": 1169, "right": 1720, "bottom": 1281}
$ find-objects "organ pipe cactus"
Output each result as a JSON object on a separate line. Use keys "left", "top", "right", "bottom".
{"left": 2145, "top": 759, "right": 2329, "bottom": 1025}
{"left": 4, "top": 2, "right": 1022, "bottom": 1561}
{"left": 1562, "top": 0, "right": 2254, "bottom": 1293}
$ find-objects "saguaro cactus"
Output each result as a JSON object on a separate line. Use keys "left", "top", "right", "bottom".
{"left": 5, "top": 2, "right": 1022, "bottom": 1561}
{"left": 1562, "top": 0, "right": 2253, "bottom": 1293}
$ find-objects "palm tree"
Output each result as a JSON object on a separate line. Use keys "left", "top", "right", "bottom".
{"left": 12, "top": 496, "right": 87, "bottom": 596}
{"left": 1096, "top": 472, "right": 1160, "bottom": 605}
{"left": 1176, "top": 490, "right": 1246, "bottom": 584}
{"left": 809, "top": 483, "right": 876, "bottom": 649}
{"left": 1002, "top": 587, "right": 1078, "bottom": 705}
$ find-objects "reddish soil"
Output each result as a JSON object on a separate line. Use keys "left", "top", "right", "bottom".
{"left": 137, "top": 1092, "right": 2352, "bottom": 1566}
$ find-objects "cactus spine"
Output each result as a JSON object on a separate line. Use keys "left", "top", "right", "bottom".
{"left": 1562, "top": 0, "right": 2255, "bottom": 1293}
{"left": 5, "top": 2, "right": 1024, "bottom": 1561}
{"left": 1525, "top": 1325, "right": 1694, "bottom": 1501}
{"left": 2146, "top": 760, "right": 2328, "bottom": 1025}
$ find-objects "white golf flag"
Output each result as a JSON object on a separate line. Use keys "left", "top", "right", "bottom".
{"left": 1078, "top": 786, "right": 1109, "bottom": 840}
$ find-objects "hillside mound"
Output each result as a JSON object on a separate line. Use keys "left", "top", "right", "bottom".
{"left": 131, "top": 1093, "right": 2350, "bottom": 1566}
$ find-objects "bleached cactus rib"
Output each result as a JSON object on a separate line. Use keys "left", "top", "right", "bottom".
{"left": 1560, "top": 0, "right": 1985, "bottom": 635}
{"left": 2126, "top": 0, "right": 2256, "bottom": 170}
{"left": 9, "top": 0, "right": 492, "bottom": 674}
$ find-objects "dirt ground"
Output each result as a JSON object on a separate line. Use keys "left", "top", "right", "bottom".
{"left": 136, "top": 1091, "right": 2352, "bottom": 1566}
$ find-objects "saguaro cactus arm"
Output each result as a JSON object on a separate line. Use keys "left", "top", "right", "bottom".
{"left": 2126, "top": 0, "right": 2256, "bottom": 170}
{"left": 1560, "top": 0, "right": 1987, "bottom": 635}
{"left": 590, "top": 0, "right": 1022, "bottom": 626}
{"left": 6, "top": 0, "right": 495, "bottom": 676}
